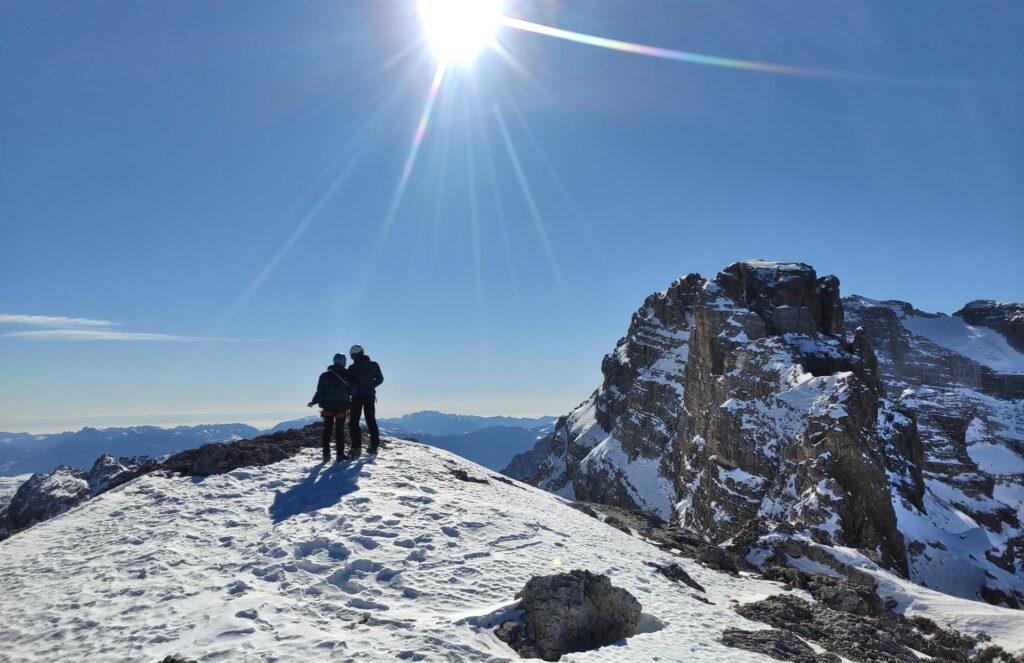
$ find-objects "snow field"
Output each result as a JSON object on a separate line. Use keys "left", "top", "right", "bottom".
{"left": 902, "top": 314, "right": 1024, "bottom": 374}
{"left": 0, "top": 440, "right": 797, "bottom": 662}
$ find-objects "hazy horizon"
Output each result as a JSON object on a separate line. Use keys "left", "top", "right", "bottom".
{"left": 1, "top": 406, "right": 562, "bottom": 436}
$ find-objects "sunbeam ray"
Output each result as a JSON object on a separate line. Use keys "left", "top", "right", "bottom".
{"left": 349, "top": 61, "right": 448, "bottom": 308}
{"left": 401, "top": 62, "right": 448, "bottom": 197}
{"left": 423, "top": 88, "right": 453, "bottom": 276}
{"left": 492, "top": 105, "right": 575, "bottom": 318}
{"left": 465, "top": 113, "right": 487, "bottom": 368}
{"left": 203, "top": 60, "right": 425, "bottom": 341}
{"left": 499, "top": 84, "right": 606, "bottom": 263}
{"left": 475, "top": 96, "right": 530, "bottom": 351}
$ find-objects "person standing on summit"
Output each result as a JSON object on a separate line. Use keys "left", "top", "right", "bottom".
{"left": 308, "top": 353, "right": 354, "bottom": 463}
{"left": 347, "top": 344, "right": 383, "bottom": 455}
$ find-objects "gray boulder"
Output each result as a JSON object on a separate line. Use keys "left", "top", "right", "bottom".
{"left": 496, "top": 570, "right": 642, "bottom": 661}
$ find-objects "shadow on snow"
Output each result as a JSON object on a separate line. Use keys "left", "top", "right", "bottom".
{"left": 269, "top": 459, "right": 369, "bottom": 523}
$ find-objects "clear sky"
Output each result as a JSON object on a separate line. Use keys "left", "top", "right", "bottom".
{"left": 1, "top": 0, "right": 1022, "bottom": 433}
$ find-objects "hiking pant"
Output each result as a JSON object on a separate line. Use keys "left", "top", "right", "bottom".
{"left": 321, "top": 410, "right": 347, "bottom": 458}
{"left": 349, "top": 396, "right": 379, "bottom": 451}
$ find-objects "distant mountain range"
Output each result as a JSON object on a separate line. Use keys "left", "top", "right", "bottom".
{"left": 378, "top": 411, "right": 557, "bottom": 436}
{"left": 0, "top": 411, "right": 557, "bottom": 476}
{"left": 0, "top": 424, "right": 261, "bottom": 475}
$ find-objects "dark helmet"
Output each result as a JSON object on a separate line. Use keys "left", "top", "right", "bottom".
{"left": 333, "top": 353, "right": 347, "bottom": 367}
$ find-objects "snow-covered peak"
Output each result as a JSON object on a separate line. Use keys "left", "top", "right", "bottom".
{"left": 737, "top": 259, "right": 815, "bottom": 273}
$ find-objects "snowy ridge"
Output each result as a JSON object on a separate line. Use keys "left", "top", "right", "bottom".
{"left": 0, "top": 439, "right": 802, "bottom": 662}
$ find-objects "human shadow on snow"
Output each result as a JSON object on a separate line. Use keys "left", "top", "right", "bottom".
{"left": 269, "top": 458, "right": 370, "bottom": 523}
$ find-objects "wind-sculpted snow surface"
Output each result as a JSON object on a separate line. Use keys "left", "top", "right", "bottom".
{"left": 0, "top": 440, "right": 807, "bottom": 662}
{"left": 508, "top": 260, "right": 1024, "bottom": 609}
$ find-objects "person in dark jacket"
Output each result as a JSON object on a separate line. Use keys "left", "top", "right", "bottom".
{"left": 346, "top": 344, "right": 383, "bottom": 455}
{"left": 308, "top": 353, "right": 354, "bottom": 462}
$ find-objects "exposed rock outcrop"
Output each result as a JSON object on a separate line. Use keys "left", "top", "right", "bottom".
{"left": 506, "top": 259, "right": 1024, "bottom": 607}
{"left": 735, "top": 594, "right": 1020, "bottom": 662}
{"left": 720, "top": 628, "right": 839, "bottom": 663}
{"left": 495, "top": 569, "right": 642, "bottom": 661}
{"left": 161, "top": 427, "right": 319, "bottom": 476}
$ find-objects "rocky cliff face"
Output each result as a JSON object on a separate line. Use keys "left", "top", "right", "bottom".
{"left": 506, "top": 260, "right": 1024, "bottom": 607}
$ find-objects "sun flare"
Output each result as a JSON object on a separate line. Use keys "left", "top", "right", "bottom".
{"left": 417, "top": 0, "right": 503, "bottom": 64}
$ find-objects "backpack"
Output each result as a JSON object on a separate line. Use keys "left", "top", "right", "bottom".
{"left": 319, "top": 369, "right": 353, "bottom": 407}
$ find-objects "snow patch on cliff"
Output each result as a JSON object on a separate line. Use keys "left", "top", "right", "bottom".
{"left": 903, "top": 314, "right": 1024, "bottom": 374}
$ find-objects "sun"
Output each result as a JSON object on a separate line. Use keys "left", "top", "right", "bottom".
{"left": 417, "top": 0, "right": 503, "bottom": 64}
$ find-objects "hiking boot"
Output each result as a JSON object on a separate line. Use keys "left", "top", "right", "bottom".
{"left": 367, "top": 446, "right": 379, "bottom": 455}
{"left": 322, "top": 452, "right": 331, "bottom": 463}
{"left": 349, "top": 448, "right": 362, "bottom": 458}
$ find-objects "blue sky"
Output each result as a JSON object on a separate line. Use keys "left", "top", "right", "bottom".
{"left": 1, "top": 0, "right": 1021, "bottom": 433}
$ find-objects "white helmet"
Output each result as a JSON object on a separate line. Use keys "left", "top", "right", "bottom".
{"left": 350, "top": 344, "right": 364, "bottom": 356}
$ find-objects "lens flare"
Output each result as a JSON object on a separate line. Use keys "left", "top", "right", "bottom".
{"left": 501, "top": 16, "right": 835, "bottom": 78}
{"left": 418, "top": 0, "right": 503, "bottom": 63}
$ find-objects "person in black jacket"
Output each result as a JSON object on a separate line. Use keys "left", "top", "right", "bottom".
{"left": 347, "top": 344, "right": 383, "bottom": 455}
{"left": 308, "top": 353, "right": 354, "bottom": 462}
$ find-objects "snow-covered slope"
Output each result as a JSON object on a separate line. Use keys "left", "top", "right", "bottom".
{"left": 901, "top": 314, "right": 1024, "bottom": 374}
{"left": 0, "top": 439, "right": 801, "bottom": 662}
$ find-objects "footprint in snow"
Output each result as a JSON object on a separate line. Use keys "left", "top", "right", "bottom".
{"left": 348, "top": 597, "right": 389, "bottom": 611}
{"left": 327, "top": 559, "right": 385, "bottom": 594}
{"left": 375, "top": 567, "right": 402, "bottom": 582}
{"left": 351, "top": 536, "right": 380, "bottom": 550}
{"left": 360, "top": 528, "right": 399, "bottom": 538}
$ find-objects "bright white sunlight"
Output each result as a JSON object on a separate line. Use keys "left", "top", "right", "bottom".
{"left": 416, "top": 0, "right": 503, "bottom": 63}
